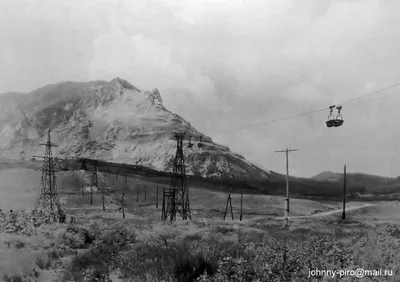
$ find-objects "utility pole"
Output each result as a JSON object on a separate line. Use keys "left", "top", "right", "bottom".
{"left": 275, "top": 148, "right": 297, "bottom": 227}
{"left": 223, "top": 193, "right": 234, "bottom": 221}
{"left": 90, "top": 168, "right": 98, "bottom": 205}
{"left": 156, "top": 185, "right": 159, "bottom": 208}
{"left": 123, "top": 176, "right": 127, "bottom": 219}
{"left": 342, "top": 165, "right": 347, "bottom": 220}
{"left": 240, "top": 190, "right": 243, "bottom": 221}
{"left": 100, "top": 169, "right": 105, "bottom": 211}
{"left": 136, "top": 183, "right": 139, "bottom": 203}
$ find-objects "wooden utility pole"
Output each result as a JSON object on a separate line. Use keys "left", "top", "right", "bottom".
{"left": 275, "top": 148, "right": 297, "bottom": 227}
{"left": 100, "top": 169, "right": 105, "bottom": 212}
{"left": 223, "top": 194, "right": 234, "bottom": 221}
{"left": 342, "top": 165, "right": 347, "bottom": 220}
{"left": 123, "top": 176, "right": 126, "bottom": 219}
{"left": 156, "top": 185, "right": 159, "bottom": 208}
{"left": 240, "top": 190, "right": 243, "bottom": 221}
{"left": 136, "top": 183, "right": 139, "bottom": 203}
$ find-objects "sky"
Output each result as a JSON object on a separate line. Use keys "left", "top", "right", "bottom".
{"left": 1, "top": 0, "right": 400, "bottom": 177}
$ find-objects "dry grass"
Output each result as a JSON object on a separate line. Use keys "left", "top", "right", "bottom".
{"left": 0, "top": 167, "right": 399, "bottom": 281}
{"left": 0, "top": 169, "right": 40, "bottom": 211}
{"left": 0, "top": 205, "right": 399, "bottom": 281}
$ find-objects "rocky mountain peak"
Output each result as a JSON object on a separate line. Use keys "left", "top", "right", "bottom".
{"left": 110, "top": 77, "right": 141, "bottom": 92}
{"left": 144, "top": 88, "right": 164, "bottom": 109}
{"left": 0, "top": 79, "right": 271, "bottom": 181}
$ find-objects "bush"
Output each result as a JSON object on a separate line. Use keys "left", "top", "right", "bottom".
{"left": 114, "top": 243, "right": 217, "bottom": 281}
{"left": 3, "top": 274, "right": 24, "bottom": 282}
{"left": 68, "top": 227, "right": 133, "bottom": 281}
{"left": 60, "top": 225, "right": 94, "bottom": 249}
{"left": 35, "top": 255, "right": 51, "bottom": 270}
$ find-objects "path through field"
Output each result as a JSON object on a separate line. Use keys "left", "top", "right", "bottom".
{"left": 278, "top": 203, "right": 375, "bottom": 219}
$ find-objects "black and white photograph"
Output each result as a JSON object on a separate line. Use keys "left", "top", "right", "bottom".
{"left": 0, "top": 0, "right": 399, "bottom": 281}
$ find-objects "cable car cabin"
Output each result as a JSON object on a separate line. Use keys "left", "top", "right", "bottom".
{"left": 326, "top": 105, "right": 344, "bottom": 128}
{"left": 326, "top": 119, "right": 344, "bottom": 127}
{"left": 333, "top": 119, "right": 344, "bottom": 127}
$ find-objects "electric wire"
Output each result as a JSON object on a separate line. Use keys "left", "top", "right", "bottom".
{"left": 222, "top": 82, "right": 400, "bottom": 133}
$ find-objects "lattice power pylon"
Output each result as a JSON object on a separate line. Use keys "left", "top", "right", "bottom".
{"left": 162, "top": 132, "right": 192, "bottom": 221}
{"left": 35, "top": 129, "right": 61, "bottom": 215}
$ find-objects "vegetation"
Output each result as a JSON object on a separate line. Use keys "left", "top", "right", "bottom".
{"left": 0, "top": 210, "right": 399, "bottom": 282}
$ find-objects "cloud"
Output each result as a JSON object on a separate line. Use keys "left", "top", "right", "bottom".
{"left": 284, "top": 83, "right": 322, "bottom": 100}
{"left": 2, "top": 0, "right": 400, "bottom": 177}
{"left": 89, "top": 30, "right": 218, "bottom": 109}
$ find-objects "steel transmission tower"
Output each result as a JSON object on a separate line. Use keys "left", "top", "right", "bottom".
{"left": 35, "top": 129, "right": 61, "bottom": 215}
{"left": 162, "top": 132, "right": 192, "bottom": 221}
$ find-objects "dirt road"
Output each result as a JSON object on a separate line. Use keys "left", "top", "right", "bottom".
{"left": 277, "top": 203, "right": 375, "bottom": 219}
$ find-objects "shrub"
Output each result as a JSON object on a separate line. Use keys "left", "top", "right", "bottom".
{"left": 115, "top": 243, "right": 217, "bottom": 281}
{"left": 3, "top": 274, "right": 24, "bottom": 282}
{"left": 60, "top": 225, "right": 94, "bottom": 249}
{"left": 35, "top": 255, "right": 51, "bottom": 269}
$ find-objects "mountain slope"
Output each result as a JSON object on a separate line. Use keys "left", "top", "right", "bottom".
{"left": 0, "top": 78, "right": 270, "bottom": 181}
{"left": 312, "top": 170, "right": 400, "bottom": 192}
{"left": 311, "top": 171, "right": 343, "bottom": 182}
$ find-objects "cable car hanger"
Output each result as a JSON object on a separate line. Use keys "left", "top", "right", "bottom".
{"left": 326, "top": 105, "right": 344, "bottom": 128}
{"left": 211, "top": 82, "right": 400, "bottom": 134}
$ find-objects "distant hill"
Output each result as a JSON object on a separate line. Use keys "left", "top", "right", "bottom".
{"left": 312, "top": 171, "right": 343, "bottom": 182}
{"left": 312, "top": 170, "right": 400, "bottom": 196}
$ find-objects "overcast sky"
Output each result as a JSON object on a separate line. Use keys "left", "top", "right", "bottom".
{"left": 1, "top": 0, "right": 400, "bottom": 177}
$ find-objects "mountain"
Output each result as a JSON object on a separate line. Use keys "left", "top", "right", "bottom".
{"left": 312, "top": 170, "right": 400, "bottom": 193}
{"left": 312, "top": 171, "right": 343, "bottom": 182}
{"left": 0, "top": 78, "right": 270, "bottom": 181}
{"left": 3, "top": 78, "right": 392, "bottom": 198}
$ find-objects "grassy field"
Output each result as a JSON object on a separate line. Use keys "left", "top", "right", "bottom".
{"left": 0, "top": 162, "right": 399, "bottom": 281}
{"left": 57, "top": 170, "right": 347, "bottom": 219}
{"left": 0, "top": 169, "right": 40, "bottom": 211}
{"left": 0, "top": 201, "right": 398, "bottom": 281}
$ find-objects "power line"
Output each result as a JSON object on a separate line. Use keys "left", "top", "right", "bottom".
{"left": 218, "top": 82, "right": 400, "bottom": 133}
{"left": 275, "top": 148, "right": 297, "bottom": 227}
{"left": 233, "top": 108, "right": 327, "bottom": 131}
{"left": 337, "top": 82, "right": 400, "bottom": 106}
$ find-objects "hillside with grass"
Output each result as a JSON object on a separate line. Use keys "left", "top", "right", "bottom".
{"left": 312, "top": 170, "right": 400, "bottom": 196}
